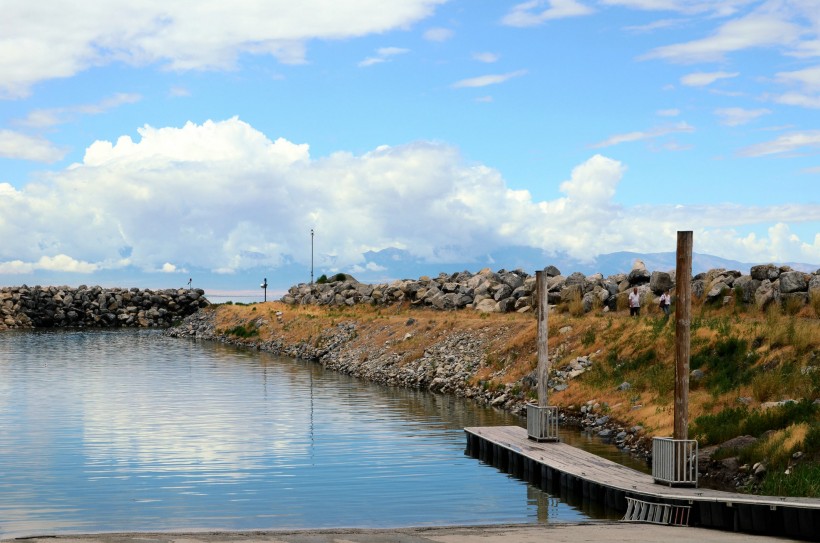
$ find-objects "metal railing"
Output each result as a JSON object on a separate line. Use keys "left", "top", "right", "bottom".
{"left": 652, "top": 437, "right": 698, "bottom": 486}
{"left": 526, "top": 404, "right": 559, "bottom": 442}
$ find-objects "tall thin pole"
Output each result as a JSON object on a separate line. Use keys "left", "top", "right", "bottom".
{"left": 310, "top": 228, "right": 314, "bottom": 285}
{"left": 674, "top": 231, "right": 692, "bottom": 441}
{"left": 536, "top": 270, "right": 549, "bottom": 408}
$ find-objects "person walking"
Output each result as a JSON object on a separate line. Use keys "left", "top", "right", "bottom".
{"left": 659, "top": 289, "right": 671, "bottom": 317}
{"left": 628, "top": 287, "right": 641, "bottom": 317}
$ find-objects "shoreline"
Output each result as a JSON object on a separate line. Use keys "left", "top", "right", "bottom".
{"left": 2, "top": 522, "right": 800, "bottom": 543}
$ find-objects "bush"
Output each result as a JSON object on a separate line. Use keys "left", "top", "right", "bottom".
{"left": 692, "top": 406, "right": 747, "bottom": 445}
{"left": 750, "top": 371, "right": 781, "bottom": 402}
{"left": 691, "top": 337, "right": 756, "bottom": 393}
{"left": 692, "top": 400, "right": 819, "bottom": 446}
{"left": 226, "top": 323, "right": 259, "bottom": 338}
{"left": 743, "top": 399, "right": 817, "bottom": 437}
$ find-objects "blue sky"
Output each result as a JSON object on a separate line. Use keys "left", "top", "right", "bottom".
{"left": 1, "top": 0, "right": 819, "bottom": 296}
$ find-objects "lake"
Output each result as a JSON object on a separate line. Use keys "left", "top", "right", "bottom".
{"left": 0, "top": 328, "right": 636, "bottom": 538}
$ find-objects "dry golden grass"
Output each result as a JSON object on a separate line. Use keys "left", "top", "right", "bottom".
{"left": 211, "top": 296, "right": 819, "bottom": 437}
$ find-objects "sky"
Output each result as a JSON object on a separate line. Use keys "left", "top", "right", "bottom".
{"left": 1, "top": 0, "right": 819, "bottom": 297}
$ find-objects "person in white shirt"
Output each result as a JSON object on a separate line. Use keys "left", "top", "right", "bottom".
{"left": 659, "top": 289, "right": 671, "bottom": 317}
{"left": 628, "top": 287, "right": 641, "bottom": 317}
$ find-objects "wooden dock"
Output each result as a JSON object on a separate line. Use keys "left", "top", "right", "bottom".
{"left": 465, "top": 426, "right": 820, "bottom": 541}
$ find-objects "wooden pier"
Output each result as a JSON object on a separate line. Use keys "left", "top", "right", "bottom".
{"left": 465, "top": 426, "right": 820, "bottom": 541}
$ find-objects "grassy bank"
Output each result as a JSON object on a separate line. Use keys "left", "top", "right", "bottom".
{"left": 207, "top": 294, "right": 820, "bottom": 497}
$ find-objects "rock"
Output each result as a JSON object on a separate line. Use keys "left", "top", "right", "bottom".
{"left": 628, "top": 268, "right": 651, "bottom": 285}
{"left": 649, "top": 271, "right": 673, "bottom": 294}
{"left": 544, "top": 265, "right": 561, "bottom": 277}
{"left": 617, "top": 382, "right": 631, "bottom": 391}
{"left": 474, "top": 298, "right": 499, "bottom": 313}
{"left": 719, "top": 435, "right": 758, "bottom": 450}
{"left": 750, "top": 264, "right": 780, "bottom": 281}
{"left": 779, "top": 271, "right": 808, "bottom": 294}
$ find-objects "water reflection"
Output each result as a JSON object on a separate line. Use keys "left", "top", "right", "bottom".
{"left": 0, "top": 329, "right": 635, "bottom": 538}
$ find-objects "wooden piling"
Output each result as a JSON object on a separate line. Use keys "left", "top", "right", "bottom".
{"left": 674, "top": 231, "right": 692, "bottom": 441}
{"left": 536, "top": 270, "right": 549, "bottom": 407}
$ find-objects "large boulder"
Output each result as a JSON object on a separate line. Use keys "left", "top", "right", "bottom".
{"left": 779, "top": 271, "right": 808, "bottom": 294}
{"left": 649, "top": 271, "right": 673, "bottom": 294}
{"left": 732, "top": 275, "right": 760, "bottom": 304}
{"left": 474, "top": 298, "right": 499, "bottom": 313}
{"left": 628, "top": 267, "right": 651, "bottom": 285}
{"left": 755, "top": 280, "right": 779, "bottom": 309}
{"left": 751, "top": 264, "right": 780, "bottom": 281}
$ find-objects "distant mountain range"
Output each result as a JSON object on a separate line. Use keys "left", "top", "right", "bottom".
{"left": 353, "top": 246, "right": 818, "bottom": 283}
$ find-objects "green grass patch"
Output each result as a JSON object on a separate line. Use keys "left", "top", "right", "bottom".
{"left": 691, "top": 337, "right": 756, "bottom": 393}
{"left": 693, "top": 400, "right": 819, "bottom": 446}
{"left": 225, "top": 322, "right": 260, "bottom": 338}
{"left": 756, "top": 462, "right": 820, "bottom": 498}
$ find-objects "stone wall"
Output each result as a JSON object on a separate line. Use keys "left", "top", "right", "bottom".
{"left": 0, "top": 285, "right": 209, "bottom": 329}
{"left": 282, "top": 262, "right": 820, "bottom": 314}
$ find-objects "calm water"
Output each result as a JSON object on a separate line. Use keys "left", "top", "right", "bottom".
{"left": 0, "top": 329, "right": 636, "bottom": 538}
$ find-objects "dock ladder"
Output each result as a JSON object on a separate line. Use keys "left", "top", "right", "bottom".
{"left": 621, "top": 497, "right": 690, "bottom": 526}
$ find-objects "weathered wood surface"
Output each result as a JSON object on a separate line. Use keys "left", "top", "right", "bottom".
{"left": 465, "top": 425, "right": 820, "bottom": 510}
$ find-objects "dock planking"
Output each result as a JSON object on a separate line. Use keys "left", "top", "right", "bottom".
{"left": 465, "top": 426, "right": 820, "bottom": 540}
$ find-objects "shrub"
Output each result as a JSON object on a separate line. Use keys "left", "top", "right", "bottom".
{"left": 316, "top": 274, "right": 328, "bottom": 284}
{"left": 750, "top": 371, "right": 781, "bottom": 402}
{"left": 784, "top": 298, "right": 803, "bottom": 316}
{"left": 226, "top": 323, "right": 259, "bottom": 338}
{"left": 803, "top": 423, "right": 820, "bottom": 452}
{"left": 742, "top": 399, "right": 817, "bottom": 437}
{"left": 692, "top": 407, "right": 747, "bottom": 445}
{"left": 691, "top": 337, "right": 756, "bottom": 393}
{"left": 693, "top": 400, "right": 819, "bottom": 446}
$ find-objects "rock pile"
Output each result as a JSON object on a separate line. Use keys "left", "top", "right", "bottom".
{"left": 282, "top": 262, "right": 820, "bottom": 314}
{"left": 0, "top": 285, "right": 209, "bottom": 329}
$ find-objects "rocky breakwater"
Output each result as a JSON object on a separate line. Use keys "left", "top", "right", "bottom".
{"left": 282, "top": 262, "right": 820, "bottom": 314}
{"left": 0, "top": 285, "right": 209, "bottom": 329}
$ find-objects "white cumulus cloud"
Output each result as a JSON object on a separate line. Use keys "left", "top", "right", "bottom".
{"left": 0, "top": 118, "right": 818, "bottom": 279}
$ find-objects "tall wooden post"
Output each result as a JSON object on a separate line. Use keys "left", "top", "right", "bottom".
{"left": 674, "top": 231, "right": 692, "bottom": 441}
{"left": 536, "top": 270, "right": 549, "bottom": 407}
{"left": 528, "top": 269, "right": 558, "bottom": 441}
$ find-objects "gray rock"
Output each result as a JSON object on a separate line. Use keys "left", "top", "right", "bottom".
{"left": 649, "top": 271, "right": 673, "bottom": 294}
{"left": 779, "top": 271, "right": 808, "bottom": 294}
{"left": 628, "top": 268, "right": 651, "bottom": 285}
{"left": 751, "top": 264, "right": 780, "bottom": 281}
{"left": 732, "top": 275, "right": 760, "bottom": 304}
{"left": 544, "top": 265, "right": 561, "bottom": 277}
